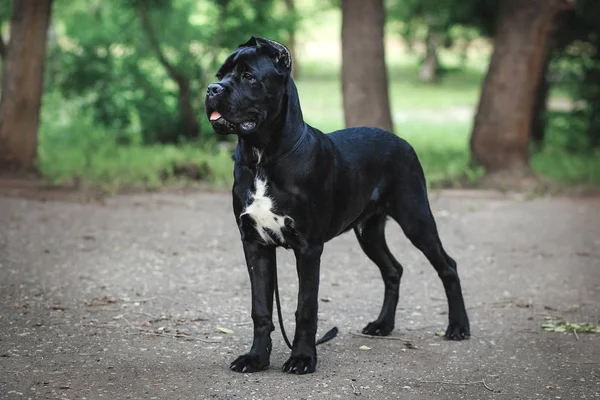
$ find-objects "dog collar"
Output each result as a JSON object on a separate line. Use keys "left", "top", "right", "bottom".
{"left": 269, "top": 125, "right": 309, "bottom": 165}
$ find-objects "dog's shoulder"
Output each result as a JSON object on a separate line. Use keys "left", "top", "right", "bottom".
{"left": 326, "top": 126, "right": 412, "bottom": 157}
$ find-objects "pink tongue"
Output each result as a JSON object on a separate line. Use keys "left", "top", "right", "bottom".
{"left": 209, "top": 111, "right": 222, "bottom": 121}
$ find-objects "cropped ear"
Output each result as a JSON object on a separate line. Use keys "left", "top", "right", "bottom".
{"left": 256, "top": 37, "right": 292, "bottom": 75}
{"left": 238, "top": 36, "right": 258, "bottom": 48}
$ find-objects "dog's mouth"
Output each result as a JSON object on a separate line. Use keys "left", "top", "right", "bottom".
{"left": 209, "top": 111, "right": 257, "bottom": 133}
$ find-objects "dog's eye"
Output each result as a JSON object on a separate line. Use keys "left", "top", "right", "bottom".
{"left": 242, "top": 72, "right": 256, "bottom": 83}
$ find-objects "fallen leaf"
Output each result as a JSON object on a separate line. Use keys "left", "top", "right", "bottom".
{"left": 541, "top": 319, "right": 599, "bottom": 334}
{"left": 359, "top": 345, "right": 371, "bottom": 351}
{"left": 190, "top": 317, "right": 206, "bottom": 322}
{"left": 51, "top": 305, "right": 68, "bottom": 311}
{"left": 545, "top": 385, "right": 554, "bottom": 389}
{"left": 434, "top": 331, "right": 445, "bottom": 337}
{"left": 216, "top": 327, "right": 234, "bottom": 334}
{"left": 320, "top": 297, "right": 332, "bottom": 303}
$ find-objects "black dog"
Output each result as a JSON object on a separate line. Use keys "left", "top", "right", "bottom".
{"left": 205, "top": 37, "right": 470, "bottom": 374}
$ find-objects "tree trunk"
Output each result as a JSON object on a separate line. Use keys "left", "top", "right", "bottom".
{"left": 419, "top": 29, "right": 439, "bottom": 83}
{"left": 284, "top": 0, "right": 300, "bottom": 79}
{"left": 0, "top": 0, "right": 53, "bottom": 173}
{"left": 341, "top": 0, "right": 393, "bottom": 132}
{"left": 470, "top": 0, "right": 568, "bottom": 174}
{"left": 530, "top": 51, "right": 552, "bottom": 145}
{"left": 177, "top": 77, "right": 200, "bottom": 140}
{"left": 138, "top": 5, "right": 199, "bottom": 141}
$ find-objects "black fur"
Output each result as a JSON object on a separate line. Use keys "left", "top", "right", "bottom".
{"left": 205, "top": 37, "right": 470, "bottom": 375}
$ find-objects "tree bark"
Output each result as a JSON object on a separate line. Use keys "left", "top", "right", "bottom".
{"left": 470, "top": 0, "right": 570, "bottom": 174}
{"left": 284, "top": 0, "right": 300, "bottom": 79}
{"left": 137, "top": 5, "right": 199, "bottom": 141}
{"left": 531, "top": 11, "right": 568, "bottom": 146}
{"left": 0, "top": 34, "right": 6, "bottom": 60}
{"left": 419, "top": 29, "right": 439, "bottom": 83}
{"left": 0, "top": 0, "right": 53, "bottom": 173}
{"left": 530, "top": 50, "right": 552, "bottom": 145}
{"left": 341, "top": 0, "right": 393, "bottom": 132}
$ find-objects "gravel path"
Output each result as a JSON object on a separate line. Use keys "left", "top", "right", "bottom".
{"left": 0, "top": 190, "right": 598, "bottom": 399}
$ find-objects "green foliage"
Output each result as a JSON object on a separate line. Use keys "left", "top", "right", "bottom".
{"left": 544, "top": 0, "right": 600, "bottom": 153}
{"left": 386, "top": 0, "right": 499, "bottom": 49}
{"left": 38, "top": 91, "right": 233, "bottom": 191}
{"left": 531, "top": 116, "right": 600, "bottom": 185}
{"left": 46, "top": 0, "right": 295, "bottom": 144}
{"left": 32, "top": 2, "right": 600, "bottom": 191}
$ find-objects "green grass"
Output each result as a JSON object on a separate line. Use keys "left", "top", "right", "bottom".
{"left": 38, "top": 53, "right": 600, "bottom": 192}
{"left": 38, "top": 92, "right": 234, "bottom": 192}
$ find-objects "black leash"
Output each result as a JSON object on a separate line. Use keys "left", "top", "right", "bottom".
{"left": 274, "top": 265, "right": 338, "bottom": 349}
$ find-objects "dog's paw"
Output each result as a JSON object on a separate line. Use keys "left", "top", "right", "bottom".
{"left": 282, "top": 354, "right": 317, "bottom": 374}
{"left": 445, "top": 320, "right": 470, "bottom": 340}
{"left": 362, "top": 321, "right": 394, "bottom": 336}
{"left": 230, "top": 353, "right": 269, "bottom": 373}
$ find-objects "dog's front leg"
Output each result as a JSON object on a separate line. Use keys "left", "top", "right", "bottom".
{"left": 230, "top": 241, "right": 276, "bottom": 373}
{"left": 282, "top": 244, "right": 323, "bottom": 374}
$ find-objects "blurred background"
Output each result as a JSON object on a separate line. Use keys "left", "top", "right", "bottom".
{"left": 0, "top": 0, "right": 598, "bottom": 192}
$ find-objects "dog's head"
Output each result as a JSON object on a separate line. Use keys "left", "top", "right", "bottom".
{"left": 205, "top": 36, "right": 292, "bottom": 135}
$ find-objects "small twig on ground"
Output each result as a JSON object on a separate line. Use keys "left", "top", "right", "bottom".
{"left": 134, "top": 311, "right": 157, "bottom": 319}
{"left": 351, "top": 383, "right": 360, "bottom": 395}
{"left": 350, "top": 331, "right": 412, "bottom": 342}
{"left": 121, "top": 316, "right": 136, "bottom": 328}
{"left": 406, "top": 325, "right": 439, "bottom": 332}
{"left": 158, "top": 295, "right": 180, "bottom": 304}
{"left": 416, "top": 378, "right": 500, "bottom": 393}
{"left": 121, "top": 297, "right": 157, "bottom": 303}
{"left": 565, "top": 360, "right": 599, "bottom": 364}
{"left": 80, "top": 323, "right": 119, "bottom": 329}
{"left": 121, "top": 316, "right": 220, "bottom": 343}
{"left": 482, "top": 378, "right": 495, "bottom": 392}
{"left": 135, "top": 330, "right": 221, "bottom": 343}
{"left": 574, "top": 329, "right": 580, "bottom": 341}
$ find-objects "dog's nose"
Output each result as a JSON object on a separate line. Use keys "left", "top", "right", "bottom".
{"left": 207, "top": 83, "right": 224, "bottom": 97}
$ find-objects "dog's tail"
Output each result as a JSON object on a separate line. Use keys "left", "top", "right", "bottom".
{"left": 274, "top": 267, "right": 338, "bottom": 349}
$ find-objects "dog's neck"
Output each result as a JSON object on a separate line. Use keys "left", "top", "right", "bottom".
{"left": 236, "top": 77, "right": 307, "bottom": 167}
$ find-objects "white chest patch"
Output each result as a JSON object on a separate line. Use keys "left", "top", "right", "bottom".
{"left": 241, "top": 177, "right": 292, "bottom": 245}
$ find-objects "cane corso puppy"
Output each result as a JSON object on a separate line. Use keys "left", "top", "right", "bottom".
{"left": 205, "top": 37, "right": 470, "bottom": 374}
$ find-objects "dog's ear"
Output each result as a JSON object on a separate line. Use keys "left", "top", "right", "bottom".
{"left": 238, "top": 36, "right": 258, "bottom": 48}
{"left": 256, "top": 37, "right": 292, "bottom": 75}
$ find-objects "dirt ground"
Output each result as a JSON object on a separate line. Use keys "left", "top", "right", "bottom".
{"left": 0, "top": 188, "right": 599, "bottom": 400}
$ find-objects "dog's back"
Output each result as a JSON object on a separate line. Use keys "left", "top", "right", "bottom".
{"left": 315, "top": 126, "right": 424, "bottom": 236}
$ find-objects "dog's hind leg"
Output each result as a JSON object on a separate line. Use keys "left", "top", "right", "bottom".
{"left": 387, "top": 171, "right": 470, "bottom": 340}
{"left": 355, "top": 213, "right": 403, "bottom": 336}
